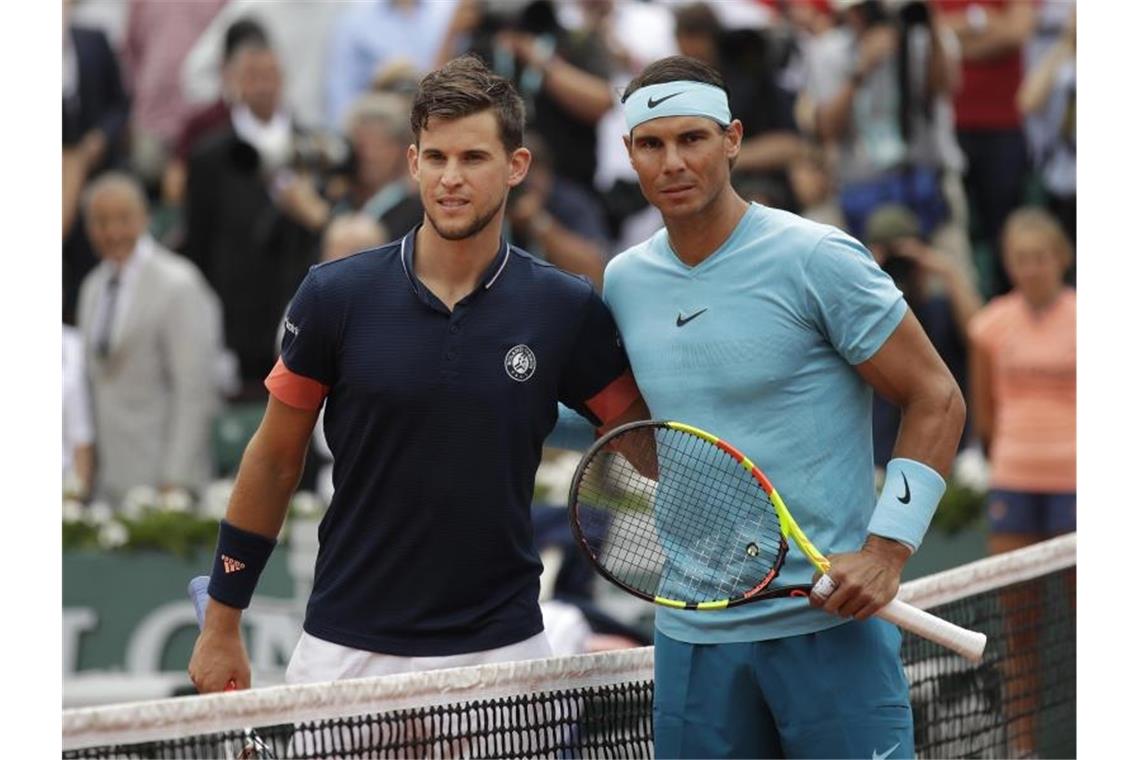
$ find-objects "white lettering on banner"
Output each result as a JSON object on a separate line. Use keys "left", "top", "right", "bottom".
{"left": 63, "top": 608, "right": 99, "bottom": 674}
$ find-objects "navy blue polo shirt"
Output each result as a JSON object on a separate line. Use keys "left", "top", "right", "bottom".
{"left": 267, "top": 228, "right": 636, "bottom": 656}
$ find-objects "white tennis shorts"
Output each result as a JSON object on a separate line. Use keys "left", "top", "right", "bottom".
{"left": 285, "top": 629, "right": 553, "bottom": 684}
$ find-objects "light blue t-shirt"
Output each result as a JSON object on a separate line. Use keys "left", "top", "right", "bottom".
{"left": 602, "top": 203, "right": 906, "bottom": 644}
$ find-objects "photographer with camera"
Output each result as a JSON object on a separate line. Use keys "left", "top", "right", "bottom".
{"left": 864, "top": 203, "right": 981, "bottom": 468}
{"left": 807, "top": 0, "right": 973, "bottom": 284}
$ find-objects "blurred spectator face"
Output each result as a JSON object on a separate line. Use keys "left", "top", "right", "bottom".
{"left": 410, "top": 110, "right": 530, "bottom": 241}
{"left": 85, "top": 181, "right": 148, "bottom": 266}
{"left": 625, "top": 115, "right": 740, "bottom": 221}
{"left": 1003, "top": 225, "right": 1069, "bottom": 307}
{"left": 233, "top": 46, "right": 283, "bottom": 122}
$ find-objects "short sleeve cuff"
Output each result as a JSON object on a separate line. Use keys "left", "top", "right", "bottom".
{"left": 265, "top": 358, "right": 329, "bottom": 411}
{"left": 584, "top": 370, "right": 639, "bottom": 426}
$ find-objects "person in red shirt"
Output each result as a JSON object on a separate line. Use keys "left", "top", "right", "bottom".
{"left": 935, "top": 0, "right": 1036, "bottom": 296}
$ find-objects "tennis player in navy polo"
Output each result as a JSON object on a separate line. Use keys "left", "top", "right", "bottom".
{"left": 189, "top": 56, "right": 642, "bottom": 692}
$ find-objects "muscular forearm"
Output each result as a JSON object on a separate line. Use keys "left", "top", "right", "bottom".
{"left": 224, "top": 429, "right": 306, "bottom": 539}
{"left": 892, "top": 378, "right": 965, "bottom": 477}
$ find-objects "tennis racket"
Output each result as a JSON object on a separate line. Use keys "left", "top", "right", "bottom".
{"left": 568, "top": 420, "right": 987, "bottom": 662}
{"left": 188, "top": 576, "right": 277, "bottom": 760}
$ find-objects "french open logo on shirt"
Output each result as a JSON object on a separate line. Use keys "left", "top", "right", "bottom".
{"left": 504, "top": 344, "right": 537, "bottom": 382}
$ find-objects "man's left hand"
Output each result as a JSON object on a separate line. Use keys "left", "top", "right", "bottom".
{"left": 809, "top": 536, "right": 910, "bottom": 620}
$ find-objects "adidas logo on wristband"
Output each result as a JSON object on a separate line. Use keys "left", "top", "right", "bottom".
{"left": 221, "top": 555, "right": 247, "bottom": 574}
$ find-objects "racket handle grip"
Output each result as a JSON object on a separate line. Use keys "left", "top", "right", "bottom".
{"left": 876, "top": 597, "right": 987, "bottom": 662}
{"left": 187, "top": 575, "right": 211, "bottom": 629}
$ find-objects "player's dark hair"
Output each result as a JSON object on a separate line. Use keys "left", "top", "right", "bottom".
{"left": 411, "top": 55, "right": 525, "bottom": 152}
{"left": 621, "top": 56, "right": 729, "bottom": 104}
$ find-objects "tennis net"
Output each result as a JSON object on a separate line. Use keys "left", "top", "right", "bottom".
{"left": 63, "top": 532, "right": 1075, "bottom": 759}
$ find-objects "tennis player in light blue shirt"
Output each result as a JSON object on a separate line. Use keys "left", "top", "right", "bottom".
{"left": 601, "top": 57, "right": 966, "bottom": 759}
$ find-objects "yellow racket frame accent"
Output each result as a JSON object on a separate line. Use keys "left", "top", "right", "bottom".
{"left": 665, "top": 422, "right": 832, "bottom": 576}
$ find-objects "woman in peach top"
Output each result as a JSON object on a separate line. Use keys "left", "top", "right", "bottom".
{"left": 967, "top": 207, "right": 1075, "bottom": 758}
{"left": 969, "top": 207, "right": 1076, "bottom": 552}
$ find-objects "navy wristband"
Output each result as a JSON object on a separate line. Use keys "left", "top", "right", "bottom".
{"left": 208, "top": 520, "right": 277, "bottom": 610}
{"left": 867, "top": 458, "right": 946, "bottom": 552}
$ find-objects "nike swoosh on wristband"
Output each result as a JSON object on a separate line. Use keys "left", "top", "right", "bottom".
{"left": 647, "top": 92, "right": 682, "bottom": 108}
{"left": 898, "top": 473, "right": 911, "bottom": 504}
{"left": 872, "top": 742, "right": 901, "bottom": 760}
{"left": 676, "top": 308, "right": 708, "bottom": 327}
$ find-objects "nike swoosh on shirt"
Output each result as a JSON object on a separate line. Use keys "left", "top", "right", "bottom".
{"left": 675, "top": 308, "right": 708, "bottom": 327}
{"left": 647, "top": 92, "right": 682, "bottom": 108}
{"left": 872, "top": 742, "right": 901, "bottom": 760}
{"left": 898, "top": 473, "right": 911, "bottom": 504}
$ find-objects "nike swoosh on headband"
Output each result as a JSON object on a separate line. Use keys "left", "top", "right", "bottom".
{"left": 647, "top": 92, "right": 682, "bottom": 109}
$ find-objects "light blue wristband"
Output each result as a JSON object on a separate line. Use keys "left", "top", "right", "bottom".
{"left": 867, "top": 458, "right": 946, "bottom": 552}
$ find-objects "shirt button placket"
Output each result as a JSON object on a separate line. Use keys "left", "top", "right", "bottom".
{"left": 443, "top": 317, "right": 461, "bottom": 379}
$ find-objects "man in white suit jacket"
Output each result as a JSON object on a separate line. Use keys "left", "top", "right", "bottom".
{"left": 77, "top": 173, "right": 224, "bottom": 506}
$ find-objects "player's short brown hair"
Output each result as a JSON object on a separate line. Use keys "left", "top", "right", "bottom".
{"left": 411, "top": 55, "right": 526, "bottom": 152}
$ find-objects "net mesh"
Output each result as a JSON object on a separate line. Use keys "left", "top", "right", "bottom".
{"left": 63, "top": 534, "right": 1075, "bottom": 759}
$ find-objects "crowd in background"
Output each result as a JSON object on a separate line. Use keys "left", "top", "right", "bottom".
{"left": 61, "top": 0, "right": 1077, "bottom": 558}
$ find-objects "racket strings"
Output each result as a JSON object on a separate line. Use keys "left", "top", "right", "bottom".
{"left": 575, "top": 426, "right": 784, "bottom": 604}
{"left": 658, "top": 430, "right": 782, "bottom": 598}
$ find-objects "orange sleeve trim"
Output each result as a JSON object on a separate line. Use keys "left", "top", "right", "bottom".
{"left": 264, "top": 358, "right": 329, "bottom": 411}
{"left": 585, "top": 370, "right": 640, "bottom": 426}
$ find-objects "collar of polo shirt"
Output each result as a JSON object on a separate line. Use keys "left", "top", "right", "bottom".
{"left": 399, "top": 227, "right": 513, "bottom": 297}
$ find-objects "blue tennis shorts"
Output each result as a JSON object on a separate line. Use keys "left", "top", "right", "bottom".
{"left": 987, "top": 489, "right": 1076, "bottom": 535}
{"left": 654, "top": 619, "right": 913, "bottom": 759}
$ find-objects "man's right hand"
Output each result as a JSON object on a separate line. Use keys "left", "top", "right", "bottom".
{"left": 188, "top": 603, "right": 250, "bottom": 693}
